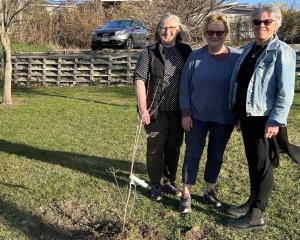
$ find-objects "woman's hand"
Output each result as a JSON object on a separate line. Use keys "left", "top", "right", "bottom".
{"left": 140, "top": 109, "right": 150, "bottom": 125}
{"left": 264, "top": 125, "right": 279, "bottom": 138}
{"left": 182, "top": 116, "right": 193, "bottom": 132}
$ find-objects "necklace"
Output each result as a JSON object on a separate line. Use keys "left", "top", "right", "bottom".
{"left": 251, "top": 44, "right": 264, "bottom": 58}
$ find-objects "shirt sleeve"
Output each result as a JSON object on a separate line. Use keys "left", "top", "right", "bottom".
{"left": 133, "top": 48, "right": 150, "bottom": 82}
{"left": 179, "top": 54, "right": 194, "bottom": 117}
{"left": 267, "top": 46, "right": 296, "bottom": 126}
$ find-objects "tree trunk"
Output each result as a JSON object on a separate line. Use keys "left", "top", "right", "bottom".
{"left": 1, "top": 30, "right": 13, "bottom": 105}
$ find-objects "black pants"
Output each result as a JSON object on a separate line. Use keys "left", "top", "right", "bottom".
{"left": 240, "top": 116, "right": 274, "bottom": 211}
{"left": 144, "top": 111, "right": 183, "bottom": 186}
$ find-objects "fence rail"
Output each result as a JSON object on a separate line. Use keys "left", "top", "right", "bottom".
{"left": 0, "top": 48, "right": 299, "bottom": 85}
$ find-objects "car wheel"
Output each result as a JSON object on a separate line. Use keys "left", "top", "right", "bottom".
{"left": 91, "top": 44, "right": 102, "bottom": 51}
{"left": 125, "top": 37, "right": 134, "bottom": 50}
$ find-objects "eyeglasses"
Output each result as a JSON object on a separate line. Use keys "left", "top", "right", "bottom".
{"left": 160, "top": 26, "right": 178, "bottom": 31}
{"left": 252, "top": 19, "right": 274, "bottom": 26}
{"left": 206, "top": 30, "right": 225, "bottom": 37}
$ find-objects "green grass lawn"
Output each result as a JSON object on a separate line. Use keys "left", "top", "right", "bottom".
{"left": 0, "top": 43, "right": 53, "bottom": 56}
{"left": 0, "top": 86, "right": 299, "bottom": 239}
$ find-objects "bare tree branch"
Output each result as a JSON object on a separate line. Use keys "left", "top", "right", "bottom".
{"left": 5, "top": 0, "right": 35, "bottom": 29}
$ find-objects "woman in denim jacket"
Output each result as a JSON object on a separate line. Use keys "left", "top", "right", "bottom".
{"left": 226, "top": 4, "right": 296, "bottom": 230}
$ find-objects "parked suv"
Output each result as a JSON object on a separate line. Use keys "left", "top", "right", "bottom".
{"left": 91, "top": 19, "right": 149, "bottom": 50}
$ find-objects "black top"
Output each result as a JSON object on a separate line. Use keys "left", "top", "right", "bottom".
{"left": 235, "top": 43, "right": 267, "bottom": 117}
{"left": 134, "top": 46, "right": 184, "bottom": 111}
{"left": 133, "top": 42, "right": 192, "bottom": 120}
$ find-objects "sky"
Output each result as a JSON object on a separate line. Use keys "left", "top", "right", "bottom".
{"left": 237, "top": 0, "right": 300, "bottom": 9}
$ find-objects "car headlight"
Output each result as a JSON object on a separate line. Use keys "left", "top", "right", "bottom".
{"left": 115, "top": 30, "right": 127, "bottom": 35}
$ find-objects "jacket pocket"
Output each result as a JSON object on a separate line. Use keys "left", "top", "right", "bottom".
{"left": 258, "top": 51, "right": 277, "bottom": 69}
{"left": 258, "top": 60, "right": 274, "bottom": 69}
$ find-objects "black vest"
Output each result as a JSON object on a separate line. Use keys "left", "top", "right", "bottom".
{"left": 145, "top": 42, "right": 192, "bottom": 120}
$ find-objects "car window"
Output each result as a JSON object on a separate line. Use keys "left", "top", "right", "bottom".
{"left": 132, "top": 22, "right": 140, "bottom": 29}
{"left": 137, "top": 21, "right": 145, "bottom": 29}
{"left": 104, "top": 20, "right": 132, "bottom": 29}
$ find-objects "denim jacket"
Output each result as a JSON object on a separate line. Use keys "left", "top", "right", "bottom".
{"left": 229, "top": 35, "right": 296, "bottom": 126}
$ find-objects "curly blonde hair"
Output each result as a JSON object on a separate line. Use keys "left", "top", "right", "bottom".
{"left": 202, "top": 12, "right": 230, "bottom": 39}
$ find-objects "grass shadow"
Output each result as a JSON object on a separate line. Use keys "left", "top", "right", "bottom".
{"left": 0, "top": 139, "right": 145, "bottom": 187}
{"left": 12, "top": 87, "right": 135, "bottom": 107}
{"left": 27, "top": 90, "right": 131, "bottom": 107}
{"left": 0, "top": 198, "right": 123, "bottom": 239}
{"left": 0, "top": 181, "right": 29, "bottom": 190}
{"left": 291, "top": 103, "right": 300, "bottom": 108}
{"left": 0, "top": 199, "right": 72, "bottom": 239}
{"left": 135, "top": 189, "right": 230, "bottom": 222}
{"left": 190, "top": 194, "right": 231, "bottom": 224}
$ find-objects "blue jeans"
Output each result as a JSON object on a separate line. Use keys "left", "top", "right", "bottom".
{"left": 182, "top": 119, "right": 234, "bottom": 185}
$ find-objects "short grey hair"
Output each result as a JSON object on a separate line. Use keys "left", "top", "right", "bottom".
{"left": 252, "top": 4, "right": 282, "bottom": 31}
{"left": 154, "top": 14, "right": 191, "bottom": 43}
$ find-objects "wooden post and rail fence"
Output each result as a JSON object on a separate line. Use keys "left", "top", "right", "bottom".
{"left": 0, "top": 50, "right": 142, "bottom": 85}
{"left": 0, "top": 47, "right": 299, "bottom": 85}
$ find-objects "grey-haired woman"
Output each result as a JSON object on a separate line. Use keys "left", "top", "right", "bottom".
{"left": 226, "top": 4, "right": 296, "bottom": 230}
{"left": 133, "top": 14, "right": 192, "bottom": 201}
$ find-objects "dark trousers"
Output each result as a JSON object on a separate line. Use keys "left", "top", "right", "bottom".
{"left": 182, "top": 119, "right": 234, "bottom": 185}
{"left": 241, "top": 116, "right": 274, "bottom": 211}
{"left": 144, "top": 111, "right": 183, "bottom": 186}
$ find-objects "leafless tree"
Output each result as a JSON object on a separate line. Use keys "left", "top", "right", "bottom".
{"left": 11, "top": 0, "right": 104, "bottom": 48}
{"left": 0, "top": 0, "right": 38, "bottom": 104}
{"left": 278, "top": 1, "right": 300, "bottom": 41}
{"left": 10, "top": 4, "right": 51, "bottom": 44}
{"left": 53, "top": 1, "right": 103, "bottom": 47}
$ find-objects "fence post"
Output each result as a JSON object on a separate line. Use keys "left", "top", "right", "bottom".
{"left": 107, "top": 55, "right": 112, "bottom": 84}
{"left": 28, "top": 57, "right": 32, "bottom": 84}
{"left": 12, "top": 56, "right": 17, "bottom": 84}
{"left": 74, "top": 57, "right": 78, "bottom": 84}
{"left": 42, "top": 57, "right": 47, "bottom": 85}
{"left": 57, "top": 57, "right": 61, "bottom": 85}
{"left": 91, "top": 56, "right": 94, "bottom": 84}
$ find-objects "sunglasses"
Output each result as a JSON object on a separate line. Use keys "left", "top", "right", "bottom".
{"left": 252, "top": 19, "right": 274, "bottom": 26}
{"left": 206, "top": 30, "right": 225, "bottom": 36}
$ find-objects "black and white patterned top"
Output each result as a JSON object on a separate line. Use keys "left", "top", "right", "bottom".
{"left": 134, "top": 46, "right": 184, "bottom": 111}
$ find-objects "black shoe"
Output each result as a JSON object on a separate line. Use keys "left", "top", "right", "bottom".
{"left": 161, "top": 182, "right": 182, "bottom": 197}
{"left": 227, "top": 193, "right": 255, "bottom": 218}
{"left": 203, "top": 190, "right": 223, "bottom": 208}
{"left": 150, "top": 185, "right": 162, "bottom": 201}
{"left": 226, "top": 207, "right": 266, "bottom": 231}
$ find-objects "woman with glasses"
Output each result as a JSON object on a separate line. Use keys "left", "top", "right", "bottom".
{"left": 226, "top": 4, "right": 296, "bottom": 230}
{"left": 179, "top": 13, "right": 240, "bottom": 213}
{"left": 134, "top": 14, "right": 192, "bottom": 201}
